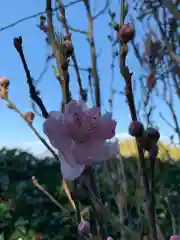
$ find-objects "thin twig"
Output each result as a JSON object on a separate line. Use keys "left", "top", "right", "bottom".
{"left": 0, "top": 1, "right": 82, "bottom": 33}
{"left": 32, "top": 176, "right": 70, "bottom": 215}
{"left": 81, "top": 2, "right": 106, "bottom": 238}
{"left": 6, "top": 98, "right": 58, "bottom": 160}
{"left": 92, "top": 0, "right": 109, "bottom": 20}
{"left": 13, "top": 37, "right": 49, "bottom": 119}
{"left": 46, "top": 0, "right": 69, "bottom": 110}
{"left": 119, "top": 1, "right": 158, "bottom": 239}
{"left": 57, "top": 1, "right": 86, "bottom": 101}
{"left": 83, "top": 0, "right": 101, "bottom": 108}
{"left": 153, "top": 8, "right": 180, "bottom": 64}
{"left": 120, "top": 45, "right": 158, "bottom": 240}
{"left": 46, "top": 0, "right": 81, "bottom": 229}
{"left": 67, "top": 26, "right": 88, "bottom": 35}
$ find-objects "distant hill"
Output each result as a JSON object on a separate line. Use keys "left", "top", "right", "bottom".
{"left": 120, "top": 139, "right": 180, "bottom": 161}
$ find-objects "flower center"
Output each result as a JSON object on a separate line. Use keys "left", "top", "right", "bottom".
{"left": 70, "top": 113, "right": 98, "bottom": 144}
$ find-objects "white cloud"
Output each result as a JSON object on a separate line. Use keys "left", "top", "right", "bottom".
{"left": 115, "top": 132, "right": 173, "bottom": 144}
{"left": 19, "top": 138, "right": 50, "bottom": 155}
{"left": 23, "top": 140, "right": 44, "bottom": 147}
{"left": 115, "top": 132, "right": 133, "bottom": 140}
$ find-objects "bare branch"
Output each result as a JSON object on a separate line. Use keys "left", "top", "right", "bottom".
{"left": 92, "top": 0, "right": 110, "bottom": 20}
{"left": 46, "top": 0, "right": 71, "bottom": 109}
{"left": 83, "top": 0, "right": 101, "bottom": 108}
{"left": 57, "top": 1, "right": 87, "bottom": 101}
{"left": 68, "top": 26, "right": 88, "bottom": 35}
{"left": 13, "top": 37, "right": 48, "bottom": 119}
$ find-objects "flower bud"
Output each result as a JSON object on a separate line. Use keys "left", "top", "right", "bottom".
{"left": 128, "top": 121, "right": 144, "bottom": 137}
{"left": 137, "top": 135, "right": 152, "bottom": 151}
{"left": 63, "top": 39, "right": 73, "bottom": 57}
{"left": 117, "top": 24, "right": 135, "bottom": 43}
{"left": 14, "top": 37, "right": 22, "bottom": 51}
{"left": 24, "top": 111, "right": 35, "bottom": 124}
{"left": 56, "top": 72, "right": 61, "bottom": 80}
{"left": 40, "top": 16, "right": 46, "bottom": 27}
{"left": 0, "top": 76, "right": 10, "bottom": 88}
{"left": 146, "top": 127, "right": 160, "bottom": 143}
{"left": 78, "top": 220, "right": 90, "bottom": 235}
{"left": 138, "top": 128, "right": 160, "bottom": 151}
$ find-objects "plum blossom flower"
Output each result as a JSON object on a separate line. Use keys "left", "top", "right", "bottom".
{"left": 43, "top": 100, "right": 118, "bottom": 179}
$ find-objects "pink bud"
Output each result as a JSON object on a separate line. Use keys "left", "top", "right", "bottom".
{"left": 170, "top": 236, "right": 180, "bottom": 240}
{"left": 117, "top": 24, "right": 135, "bottom": 43}
{"left": 146, "top": 127, "right": 160, "bottom": 142}
{"left": 107, "top": 237, "right": 114, "bottom": 240}
{"left": 128, "top": 121, "right": 144, "bottom": 137}
{"left": 24, "top": 111, "right": 35, "bottom": 124}
{"left": 0, "top": 76, "right": 9, "bottom": 88}
{"left": 78, "top": 220, "right": 90, "bottom": 234}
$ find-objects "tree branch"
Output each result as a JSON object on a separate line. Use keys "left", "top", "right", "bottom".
{"left": 13, "top": 37, "right": 48, "bottom": 119}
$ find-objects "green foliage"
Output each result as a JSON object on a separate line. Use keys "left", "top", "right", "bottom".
{"left": 1, "top": 148, "right": 180, "bottom": 239}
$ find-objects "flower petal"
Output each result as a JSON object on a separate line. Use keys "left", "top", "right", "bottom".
{"left": 43, "top": 111, "right": 71, "bottom": 151}
{"left": 85, "top": 106, "right": 100, "bottom": 119}
{"left": 59, "top": 152, "right": 85, "bottom": 180}
{"left": 73, "top": 140, "right": 119, "bottom": 165}
{"left": 170, "top": 236, "right": 180, "bottom": 240}
{"left": 99, "top": 112, "right": 117, "bottom": 140}
{"left": 65, "top": 100, "right": 86, "bottom": 116}
{"left": 82, "top": 107, "right": 101, "bottom": 140}
{"left": 93, "top": 141, "right": 119, "bottom": 162}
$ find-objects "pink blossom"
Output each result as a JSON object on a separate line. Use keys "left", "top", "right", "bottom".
{"left": 43, "top": 100, "right": 118, "bottom": 179}
{"left": 24, "top": 111, "right": 35, "bottom": 124}
{"left": 117, "top": 24, "right": 135, "bottom": 43}
{"left": 0, "top": 76, "right": 9, "bottom": 88}
{"left": 107, "top": 237, "right": 114, "bottom": 240}
{"left": 170, "top": 236, "right": 180, "bottom": 240}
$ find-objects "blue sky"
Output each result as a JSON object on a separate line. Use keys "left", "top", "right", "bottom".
{"left": 0, "top": 0, "right": 178, "bottom": 155}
